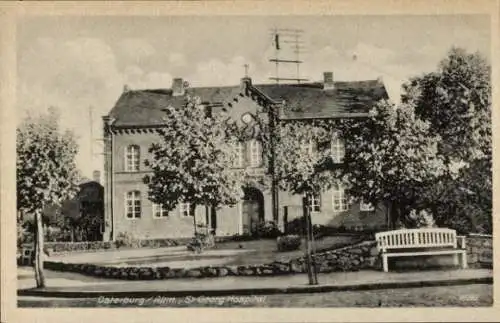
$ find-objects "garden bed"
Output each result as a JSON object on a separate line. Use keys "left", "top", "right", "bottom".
{"left": 42, "top": 238, "right": 380, "bottom": 280}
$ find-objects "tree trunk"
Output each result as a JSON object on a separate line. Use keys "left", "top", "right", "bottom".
{"left": 205, "top": 204, "right": 210, "bottom": 235}
{"left": 302, "top": 195, "right": 318, "bottom": 285}
{"left": 192, "top": 204, "right": 197, "bottom": 236}
{"left": 33, "top": 210, "right": 46, "bottom": 288}
{"left": 386, "top": 202, "right": 393, "bottom": 230}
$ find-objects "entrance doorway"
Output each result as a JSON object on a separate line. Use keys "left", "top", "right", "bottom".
{"left": 205, "top": 206, "right": 217, "bottom": 235}
{"left": 242, "top": 187, "right": 264, "bottom": 235}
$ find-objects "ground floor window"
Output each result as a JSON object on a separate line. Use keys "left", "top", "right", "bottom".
{"left": 125, "top": 191, "right": 141, "bottom": 219}
{"left": 152, "top": 202, "right": 169, "bottom": 218}
{"left": 332, "top": 185, "right": 348, "bottom": 212}
{"left": 309, "top": 192, "right": 321, "bottom": 213}
{"left": 180, "top": 202, "right": 194, "bottom": 217}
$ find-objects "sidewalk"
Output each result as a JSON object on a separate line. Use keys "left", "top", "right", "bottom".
{"left": 18, "top": 267, "right": 493, "bottom": 298}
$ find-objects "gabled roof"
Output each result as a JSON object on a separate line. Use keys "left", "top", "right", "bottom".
{"left": 106, "top": 79, "right": 388, "bottom": 127}
{"left": 108, "top": 86, "right": 241, "bottom": 127}
{"left": 254, "top": 80, "right": 388, "bottom": 119}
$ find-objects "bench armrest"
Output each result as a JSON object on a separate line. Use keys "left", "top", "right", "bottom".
{"left": 457, "top": 235, "right": 466, "bottom": 249}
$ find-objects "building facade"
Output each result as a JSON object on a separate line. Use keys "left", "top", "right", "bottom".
{"left": 102, "top": 73, "right": 389, "bottom": 241}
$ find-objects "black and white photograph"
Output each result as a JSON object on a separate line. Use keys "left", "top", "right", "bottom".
{"left": 1, "top": 0, "right": 497, "bottom": 319}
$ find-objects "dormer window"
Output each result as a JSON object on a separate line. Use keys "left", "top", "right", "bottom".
{"left": 125, "top": 145, "right": 140, "bottom": 171}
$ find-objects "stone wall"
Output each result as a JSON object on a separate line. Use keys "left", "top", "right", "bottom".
{"left": 40, "top": 234, "right": 489, "bottom": 280}
{"left": 42, "top": 240, "right": 380, "bottom": 280}
{"left": 466, "top": 233, "right": 493, "bottom": 268}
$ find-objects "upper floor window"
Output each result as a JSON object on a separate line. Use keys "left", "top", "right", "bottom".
{"left": 125, "top": 190, "right": 141, "bottom": 219}
{"left": 234, "top": 141, "right": 244, "bottom": 168}
{"left": 331, "top": 134, "right": 345, "bottom": 163}
{"left": 300, "top": 139, "right": 315, "bottom": 156}
{"left": 332, "top": 184, "right": 348, "bottom": 212}
{"left": 180, "top": 202, "right": 194, "bottom": 217}
{"left": 125, "top": 145, "right": 140, "bottom": 171}
{"left": 249, "top": 139, "right": 262, "bottom": 167}
{"left": 152, "top": 202, "right": 169, "bottom": 218}
{"left": 309, "top": 192, "right": 321, "bottom": 213}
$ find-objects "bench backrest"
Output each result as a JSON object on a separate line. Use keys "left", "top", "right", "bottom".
{"left": 375, "top": 228, "right": 457, "bottom": 251}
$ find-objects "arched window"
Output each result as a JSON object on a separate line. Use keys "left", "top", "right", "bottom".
{"left": 332, "top": 184, "right": 348, "bottom": 212}
{"left": 125, "top": 145, "right": 140, "bottom": 171}
{"left": 125, "top": 191, "right": 141, "bottom": 219}
{"left": 249, "top": 139, "right": 262, "bottom": 167}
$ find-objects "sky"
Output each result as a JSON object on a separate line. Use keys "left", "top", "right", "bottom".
{"left": 17, "top": 15, "right": 491, "bottom": 179}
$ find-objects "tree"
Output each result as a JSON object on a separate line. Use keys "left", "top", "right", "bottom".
{"left": 17, "top": 107, "right": 80, "bottom": 287}
{"left": 402, "top": 48, "right": 491, "bottom": 232}
{"left": 144, "top": 95, "right": 244, "bottom": 238}
{"left": 337, "top": 101, "right": 446, "bottom": 229}
{"left": 275, "top": 120, "right": 343, "bottom": 284}
{"left": 402, "top": 47, "right": 491, "bottom": 164}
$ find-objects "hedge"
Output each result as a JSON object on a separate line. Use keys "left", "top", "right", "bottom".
{"left": 44, "top": 238, "right": 192, "bottom": 254}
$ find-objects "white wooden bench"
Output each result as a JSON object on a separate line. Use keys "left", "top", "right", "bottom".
{"left": 375, "top": 228, "right": 467, "bottom": 272}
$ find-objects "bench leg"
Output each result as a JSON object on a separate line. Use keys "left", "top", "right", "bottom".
{"left": 382, "top": 254, "right": 389, "bottom": 272}
{"left": 460, "top": 252, "right": 468, "bottom": 269}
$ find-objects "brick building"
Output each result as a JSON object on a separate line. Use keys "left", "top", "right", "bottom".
{"left": 102, "top": 73, "right": 389, "bottom": 241}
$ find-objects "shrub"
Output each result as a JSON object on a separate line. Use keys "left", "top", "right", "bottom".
{"left": 187, "top": 232, "right": 215, "bottom": 253}
{"left": 116, "top": 232, "right": 141, "bottom": 249}
{"left": 284, "top": 217, "right": 305, "bottom": 235}
{"left": 284, "top": 219, "right": 331, "bottom": 238}
{"left": 407, "top": 209, "right": 436, "bottom": 228}
{"left": 45, "top": 241, "right": 116, "bottom": 253}
{"left": 254, "top": 221, "right": 281, "bottom": 238}
{"left": 277, "top": 235, "right": 302, "bottom": 252}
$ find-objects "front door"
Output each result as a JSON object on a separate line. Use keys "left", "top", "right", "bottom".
{"left": 242, "top": 187, "right": 264, "bottom": 235}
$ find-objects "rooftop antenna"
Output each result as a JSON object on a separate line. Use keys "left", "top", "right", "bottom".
{"left": 269, "top": 28, "right": 308, "bottom": 84}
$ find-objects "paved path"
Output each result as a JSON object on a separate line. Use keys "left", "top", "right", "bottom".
{"left": 18, "top": 267, "right": 492, "bottom": 297}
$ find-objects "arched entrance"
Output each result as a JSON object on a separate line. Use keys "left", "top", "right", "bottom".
{"left": 242, "top": 187, "right": 264, "bottom": 235}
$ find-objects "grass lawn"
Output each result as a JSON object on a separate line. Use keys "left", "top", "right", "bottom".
{"left": 17, "top": 284, "right": 493, "bottom": 307}
{"left": 213, "top": 235, "right": 361, "bottom": 266}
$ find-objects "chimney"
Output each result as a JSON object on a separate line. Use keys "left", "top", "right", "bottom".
{"left": 240, "top": 77, "right": 252, "bottom": 93}
{"left": 92, "top": 170, "right": 101, "bottom": 184}
{"left": 323, "top": 72, "right": 334, "bottom": 90}
{"left": 172, "top": 78, "right": 185, "bottom": 96}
